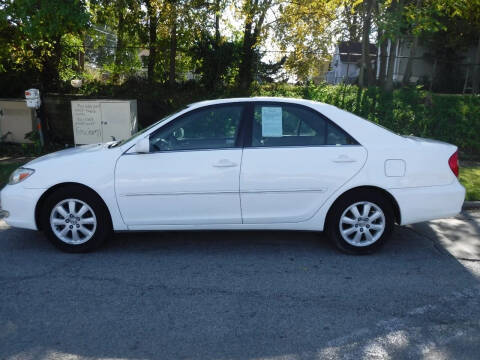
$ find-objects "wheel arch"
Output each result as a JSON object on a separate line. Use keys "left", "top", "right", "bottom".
{"left": 35, "top": 182, "right": 112, "bottom": 231}
{"left": 325, "top": 185, "right": 401, "bottom": 227}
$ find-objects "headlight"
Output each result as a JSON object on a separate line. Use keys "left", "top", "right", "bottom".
{"left": 8, "top": 168, "right": 35, "bottom": 185}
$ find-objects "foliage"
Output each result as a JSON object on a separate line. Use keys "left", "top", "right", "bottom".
{"left": 254, "top": 83, "right": 480, "bottom": 156}
{"left": 51, "top": 79, "right": 480, "bottom": 157}
{"left": 190, "top": 32, "right": 242, "bottom": 90}
{"left": 459, "top": 167, "right": 480, "bottom": 201}
{"left": 0, "top": 0, "right": 90, "bottom": 91}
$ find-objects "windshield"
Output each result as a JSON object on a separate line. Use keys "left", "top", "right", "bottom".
{"left": 109, "top": 107, "right": 187, "bottom": 148}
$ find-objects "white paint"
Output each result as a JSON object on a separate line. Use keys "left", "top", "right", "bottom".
{"left": 71, "top": 100, "right": 137, "bottom": 145}
{"left": 385, "top": 159, "right": 406, "bottom": 177}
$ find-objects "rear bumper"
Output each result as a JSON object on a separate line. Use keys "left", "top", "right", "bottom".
{"left": 0, "top": 185, "right": 45, "bottom": 230}
{"left": 389, "top": 181, "right": 465, "bottom": 225}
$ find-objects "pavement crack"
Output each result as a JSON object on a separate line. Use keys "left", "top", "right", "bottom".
{"left": 404, "top": 226, "right": 450, "bottom": 257}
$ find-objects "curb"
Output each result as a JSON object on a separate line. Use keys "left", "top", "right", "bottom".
{"left": 463, "top": 201, "right": 480, "bottom": 210}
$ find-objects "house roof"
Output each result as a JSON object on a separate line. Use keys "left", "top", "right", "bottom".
{"left": 338, "top": 41, "right": 377, "bottom": 63}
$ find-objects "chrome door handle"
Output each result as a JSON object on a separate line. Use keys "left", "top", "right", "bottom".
{"left": 332, "top": 155, "right": 357, "bottom": 163}
{"left": 213, "top": 159, "right": 238, "bottom": 168}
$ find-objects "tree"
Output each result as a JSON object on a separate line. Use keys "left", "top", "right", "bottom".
{"left": 90, "top": 0, "right": 143, "bottom": 84}
{"left": 236, "top": 0, "right": 274, "bottom": 91}
{"left": 0, "top": 0, "right": 90, "bottom": 91}
{"left": 358, "top": 0, "right": 374, "bottom": 87}
{"left": 275, "top": 0, "right": 339, "bottom": 83}
{"left": 375, "top": 0, "right": 405, "bottom": 91}
{"left": 144, "top": 0, "right": 161, "bottom": 83}
{"left": 446, "top": 0, "right": 480, "bottom": 93}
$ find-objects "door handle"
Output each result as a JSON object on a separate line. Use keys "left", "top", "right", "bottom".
{"left": 332, "top": 155, "right": 357, "bottom": 163}
{"left": 213, "top": 159, "right": 238, "bottom": 168}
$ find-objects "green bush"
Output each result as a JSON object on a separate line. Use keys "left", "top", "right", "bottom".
{"left": 252, "top": 83, "right": 480, "bottom": 158}
{"left": 37, "top": 80, "right": 480, "bottom": 158}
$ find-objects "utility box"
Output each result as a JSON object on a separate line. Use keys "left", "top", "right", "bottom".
{"left": 71, "top": 100, "right": 137, "bottom": 145}
{"left": 0, "top": 99, "right": 36, "bottom": 143}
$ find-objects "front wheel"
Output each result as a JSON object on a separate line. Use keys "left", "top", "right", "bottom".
{"left": 40, "top": 186, "right": 112, "bottom": 252}
{"left": 326, "top": 190, "right": 394, "bottom": 254}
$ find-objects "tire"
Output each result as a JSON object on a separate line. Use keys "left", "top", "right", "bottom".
{"left": 40, "top": 185, "right": 112, "bottom": 253}
{"left": 326, "top": 190, "right": 394, "bottom": 254}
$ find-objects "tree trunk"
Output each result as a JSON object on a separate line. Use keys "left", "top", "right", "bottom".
{"left": 146, "top": 0, "right": 158, "bottom": 84}
{"left": 384, "top": 39, "right": 398, "bottom": 92}
{"left": 41, "top": 37, "right": 62, "bottom": 91}
{"left": 212, "top": 0, "right": 221, "bottom": 90}
{"left": 378, "top": 30, "right": 387, "bottom": 87}
{"left": 113, "top": 10, "right": 126, "bottom": 84}
{"left": 169, "top": 1, "right": 177, "bottom": 87}
{"left": 79, "top": 33, "right": 85, "bottom": 72}
{"left": 359, "top": 0, "right": 374, "bottom": 88}
{"left": 472, "top": 35, "right": 480, "bottom": 94}
{"left": 214, "top": 0, "right": 220, "bottom": 46}
{"left": 402, "top": 0, "right": 422, "bottom": 86}
{"left": 238, "top": 18, "right": 254, "bottom": 91}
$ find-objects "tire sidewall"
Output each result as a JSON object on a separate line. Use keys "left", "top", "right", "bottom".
{"left": 327, "top": 190, "right": 394, "bottom": 254}
{"left": 41, "top": 186, "right": 111, "bottom": 252}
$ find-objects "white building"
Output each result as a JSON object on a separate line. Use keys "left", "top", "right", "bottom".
{"left": 326, "top": 42, "right": 377, "bottom": 84}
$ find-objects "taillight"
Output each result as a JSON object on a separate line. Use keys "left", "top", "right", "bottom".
{"left": 448, "top": 151, "right": 459, "bottom": 177}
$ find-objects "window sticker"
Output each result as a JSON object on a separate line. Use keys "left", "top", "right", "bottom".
{"left": 261, "top": 106, "right": 283, "bottom": 137}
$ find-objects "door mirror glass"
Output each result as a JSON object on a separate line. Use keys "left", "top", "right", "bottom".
{"left": 134, "top": 137, "right": 150, "bottom": 153}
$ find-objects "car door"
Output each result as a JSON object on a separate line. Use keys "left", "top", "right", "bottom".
{"left": 115, "top": 103, "right": 246, "bottom": 227}
{"left": 240, "top": 102, "right": 367, "bottom": 224}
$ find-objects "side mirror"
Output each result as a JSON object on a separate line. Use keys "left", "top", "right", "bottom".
{"left": 134, "top": 137, "right": 150, "bottom": 153}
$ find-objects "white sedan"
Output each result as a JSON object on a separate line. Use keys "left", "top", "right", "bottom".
{"left": 0, "top": 97, "right": 465, "bottom": 254}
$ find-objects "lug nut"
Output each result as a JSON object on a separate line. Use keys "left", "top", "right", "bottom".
{"left": 65, "top": 219, "right": 69, "bottom": 223}
{"left": 366, "top": 224, "right": 370, "bottom": 228}
{"left": 76, "top": 224, "right": 80, "bottom": 228}
{"left": 69, "top": 225, "right": 73, "bottom": 229}
{"left": 360, "top": 228, "right": 364, "bottom": 232}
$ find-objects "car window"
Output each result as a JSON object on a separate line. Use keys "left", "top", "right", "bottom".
{"left": 149, "top": 105, "right": 243, "bottom": 151}
{"left": 252, "top": 104, "right": 356, "bottom": 147}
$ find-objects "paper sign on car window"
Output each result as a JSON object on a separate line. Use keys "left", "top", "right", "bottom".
{"left": 261, "top": 107, "right": 283, "bottom": 137}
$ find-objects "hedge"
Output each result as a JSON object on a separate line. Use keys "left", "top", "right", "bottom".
{"left": 253, "top": 83, "right": 480, "bottom": 157}
{"left": 35, "top": 81, "right": 480, "bottom": 158}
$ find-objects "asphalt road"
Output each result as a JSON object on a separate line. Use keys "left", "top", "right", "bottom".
{"left": 1, "top": 211, "right": 479, "bottom": 360}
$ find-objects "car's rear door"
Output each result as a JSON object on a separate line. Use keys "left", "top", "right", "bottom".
{"left": 240, "top": 102, "right": 367, "bottom": 224}
{"left": 115, "top": 103, "right": 246, "bottom": 227}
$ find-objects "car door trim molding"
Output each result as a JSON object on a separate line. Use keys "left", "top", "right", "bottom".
{"left": 121, "top": 188, "right": 327, "bottom": 197}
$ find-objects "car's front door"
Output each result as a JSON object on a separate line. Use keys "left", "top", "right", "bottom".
{"left": 115, "top": 104, "right": 246, "bottom": 227}
{"left": 240, "top": 102, "right": 367, "bottom": 224}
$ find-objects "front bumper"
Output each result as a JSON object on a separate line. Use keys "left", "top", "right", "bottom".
{"left": 389, "top": 180, "right": 466, "bottom": 225}
{"left": 0, "top": 185, "right": 45, "bottom": 230}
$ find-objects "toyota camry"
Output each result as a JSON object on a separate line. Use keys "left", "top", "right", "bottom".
{"left": 0, "top": 97, "right": 465, "bottom": 254}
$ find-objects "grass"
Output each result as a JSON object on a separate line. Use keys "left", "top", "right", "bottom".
{"left": 459, "top": 167, "right": 480, "bottom": 201}
{"left": 0, "top": 161, "right": 478, "bottom": 201}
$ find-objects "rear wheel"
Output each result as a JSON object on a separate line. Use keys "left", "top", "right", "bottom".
{"left": 41, "top": 186, "right": 111, "bottom": 252}
{"left": 326, "top": 190, "right": 394, "bottom": 254}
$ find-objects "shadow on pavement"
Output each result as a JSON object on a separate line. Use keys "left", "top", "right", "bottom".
{"left": 0, "top": 220, "right": 479, "bottom": 359}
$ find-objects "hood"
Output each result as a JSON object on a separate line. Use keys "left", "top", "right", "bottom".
{"left": 25, "top": 142, "right": 115, "bottom": 167}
